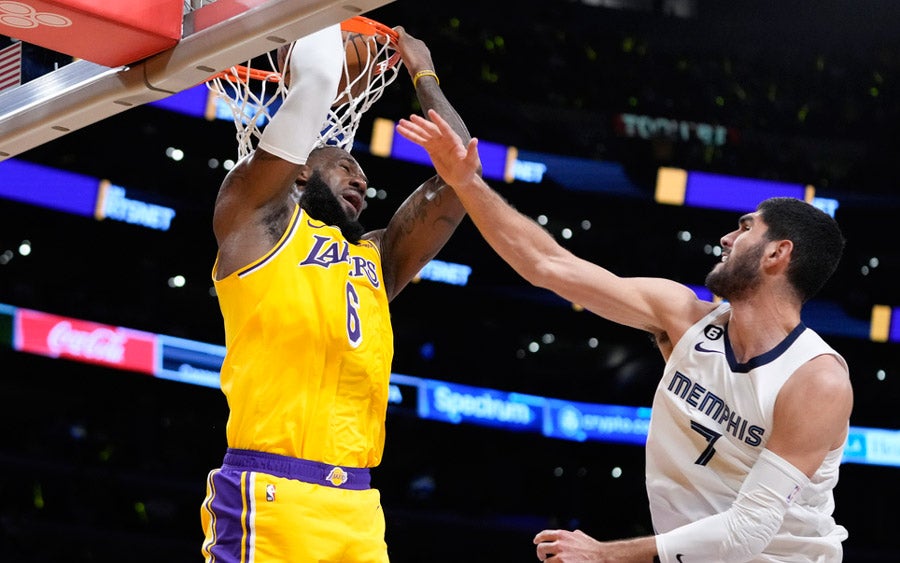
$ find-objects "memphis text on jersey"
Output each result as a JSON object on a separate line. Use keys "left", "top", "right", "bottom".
{"left": 667, "top": 371, "right": 765, "bottom": 447}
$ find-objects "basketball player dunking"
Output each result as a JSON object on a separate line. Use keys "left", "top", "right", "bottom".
{"left": 200, "top": 25, "right": 478, "bottom": 562}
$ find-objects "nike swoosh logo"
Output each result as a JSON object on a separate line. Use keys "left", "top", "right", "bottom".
{"left": 676, "top": 554, "right": 686, "bottom": 563}
{"left": 307, "top": 220, "right": 326, "bottom": 228}
{"left": 694, "top": 342, "right": 724, "bottom": 354}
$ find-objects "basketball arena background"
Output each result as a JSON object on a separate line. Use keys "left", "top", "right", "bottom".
{"left": 1, "top": 1, "right": 898, "bottom": 561}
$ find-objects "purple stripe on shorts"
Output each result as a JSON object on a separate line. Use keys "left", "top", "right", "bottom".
{"left": 243, "top": 474, "right": 253, "bottom": 563}
{"left": 206, "top": 469, "right": 250, "bottom": 563}
{"left": 223, "top": 448, "right": 372, "bottom": 490}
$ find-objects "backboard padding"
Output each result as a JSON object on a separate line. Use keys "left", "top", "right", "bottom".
{"left": 0, "top": 0, "right": 395, "bottom": 161}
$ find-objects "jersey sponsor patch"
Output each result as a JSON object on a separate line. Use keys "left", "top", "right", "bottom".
{"left": 703, "top": 324, "right": 725, "bottom": 340}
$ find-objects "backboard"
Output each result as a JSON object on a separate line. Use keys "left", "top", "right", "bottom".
{"left": 0, "top": 0, "right": 395, "bottom": 161}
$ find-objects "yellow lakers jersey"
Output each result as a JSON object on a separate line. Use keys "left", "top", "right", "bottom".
{"left": 212, "top": 205, "right": 393, "bottom": 468}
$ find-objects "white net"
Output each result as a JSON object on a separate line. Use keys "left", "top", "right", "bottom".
{"left": 206, "top": 16, "right": 403, "bottom": 160}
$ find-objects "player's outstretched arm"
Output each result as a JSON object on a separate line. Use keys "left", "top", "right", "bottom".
{"left": 397, "top": 109, "right": 704, "bottom": 339}
{"left": 214, "top": 25, "right": 343, "bottom": 279}
{"left": 374, "top": 27, "right": 477, "bottom": 300}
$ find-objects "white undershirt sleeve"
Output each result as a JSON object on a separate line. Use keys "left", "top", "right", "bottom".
{"left": 655, "top": 449, "right": 810, "bottom": 563}
{"left": 257, "top": 24, "right": 343, "bottom": 165}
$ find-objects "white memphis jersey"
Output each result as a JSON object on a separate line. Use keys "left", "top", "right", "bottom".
{"left": 646, "top": 301, "right": 849, "bottom": 561}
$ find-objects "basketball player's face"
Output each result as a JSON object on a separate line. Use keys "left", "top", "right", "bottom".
{"left": 299, "top": 170, "right": 366, "bottom": 244}
{"left": 317, "top": 148, "right": 369, "bottom": 221}
{"left": 705, "top": 213, "right": 768, "bottom": 300}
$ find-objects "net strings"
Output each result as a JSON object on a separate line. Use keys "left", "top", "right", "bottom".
{"left": 205, "top": 29, "right": 402, "bottom": 160}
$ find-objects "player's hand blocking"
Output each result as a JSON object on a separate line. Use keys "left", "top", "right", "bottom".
{"left": 396, "top": 109, "right": 480, "bottom": 187}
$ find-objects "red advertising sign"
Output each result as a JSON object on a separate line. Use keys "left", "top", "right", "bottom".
{"left": 15, "top": 308, "right": 156, "bottom": 374}
{"left": 0, "top": 1, "right": 182, "bottom": 68}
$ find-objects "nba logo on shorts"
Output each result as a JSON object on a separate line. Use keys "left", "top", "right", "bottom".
{"left": 326, "top": 467, "right": 349, "bottom": 487}
{"left": 265, "top": 483, "right": 276, "bottom": 502}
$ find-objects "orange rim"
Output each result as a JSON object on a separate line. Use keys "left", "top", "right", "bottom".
{"left": 211, "top": 67, "right": 281, "bottom": 83}
{"left": 340, "top": 15, "right": 398, "bottom": 41}
{"left": 207, "top": 15, "right": 397, "bottom": 83}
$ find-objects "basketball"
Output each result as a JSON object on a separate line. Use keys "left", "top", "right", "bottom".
{"left": 277, "top": 32, "right": 377, "bottom": 106}
{"left": 336, "top": 31, "right": 378, "bottom": 105}
{"left": 212, "top": 16, "right": 401, "bottom": 155}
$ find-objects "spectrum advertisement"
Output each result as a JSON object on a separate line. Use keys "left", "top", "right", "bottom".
{"left": 1, "top": 302, "right": 897, "bottom": 468}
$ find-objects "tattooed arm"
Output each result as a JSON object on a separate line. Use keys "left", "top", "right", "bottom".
{"left": 370, "top": 27, "right": 479, "bottom": 300}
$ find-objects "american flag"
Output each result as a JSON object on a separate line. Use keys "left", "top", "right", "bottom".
{"left": 0, "top": 41, "right": 23, "bottom": 92}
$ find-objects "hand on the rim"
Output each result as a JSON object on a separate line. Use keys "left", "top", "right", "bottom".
{"left": 393, "top": 27, "right": 436, "bottom": 79}
{"left": 396, "top": 109, "right": 480, "bottom": 188}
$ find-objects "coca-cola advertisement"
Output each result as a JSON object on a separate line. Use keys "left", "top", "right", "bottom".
{"left": 15, "top": 308, "right": 155, "bottom": 374}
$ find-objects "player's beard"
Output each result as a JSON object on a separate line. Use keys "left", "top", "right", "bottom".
{"left": 705, "top": 240, "right": 766, "bottom": 301}
{"left": 299, "top": 171, "right": 366, "bottom": 244}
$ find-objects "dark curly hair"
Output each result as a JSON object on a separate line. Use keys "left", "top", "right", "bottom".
{"left": 757, "top": 197, "right": 845, "bottom": 303}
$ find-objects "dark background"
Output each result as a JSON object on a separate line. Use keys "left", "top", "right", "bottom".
{"left": 1, "top": 0, "right": 899, "bottom": 561}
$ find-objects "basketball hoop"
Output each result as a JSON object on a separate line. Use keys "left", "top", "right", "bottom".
{"left": 206, "top": 16, "right": 402, "bottom": 160}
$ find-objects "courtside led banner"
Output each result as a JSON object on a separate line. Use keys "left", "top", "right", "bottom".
{"left": 0, "top": 158, "right": 99, "bottom": 217}
{"left": 156, "top": 334, "right": 223, "bottom": 388}
{"left": 843, "top": 427, "right": 900, "bottom": 468}
{"left": 1, "top": 301, "right": 898, "bottom": 468}
{"left": 0, "top": 303, "right": 14, "bottom": 347}
{"left": 419, "top": 379, "right": 544, "bottom": 433}
{"left": 0, "top": 158, "right": 176, "bottom": 231}
{"left": 14, "top": 308, "right": 155, "bottom": 374}
{"left": 386, "top": 372, "right": 422, "bottom": 417}
{"left": 543, "top": 399, "right": 651, "bottom": 445}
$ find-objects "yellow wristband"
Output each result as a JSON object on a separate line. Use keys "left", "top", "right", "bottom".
{"left": 412, "top": 69, "right": 439, "bottom": 89}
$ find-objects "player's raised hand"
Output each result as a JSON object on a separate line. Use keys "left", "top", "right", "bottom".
{"left": 396, "top": 109, "right": 480, "bottom": 187}
{"left": 393, "top": 27, "right": 434, "bottom": 79}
